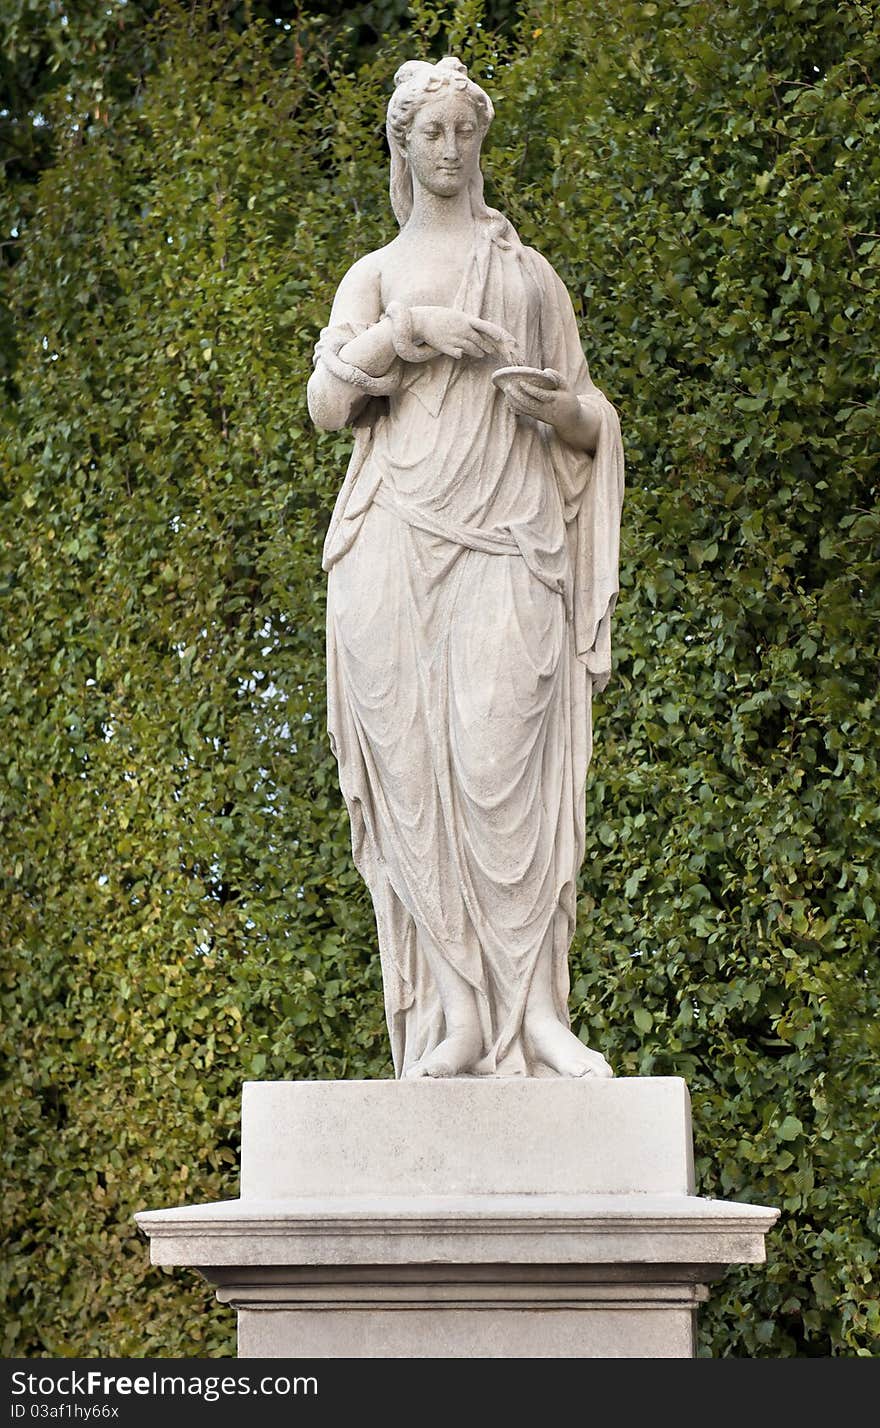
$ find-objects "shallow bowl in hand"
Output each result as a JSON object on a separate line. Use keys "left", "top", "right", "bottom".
{"left": 491, "top": 365, "right": 562, "bottom": 395}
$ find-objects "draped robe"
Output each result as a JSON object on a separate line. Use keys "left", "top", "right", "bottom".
{"left": 317, "top": 221, "right": 624, "bottom": 1076}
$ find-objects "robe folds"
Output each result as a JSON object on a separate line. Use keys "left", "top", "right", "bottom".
{"left": 317, "top": 221, "right": 625, "bottom": 1077}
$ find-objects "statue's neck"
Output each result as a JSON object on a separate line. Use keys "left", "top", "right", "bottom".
{"left": 406, "top": 184, "right": 475, "bottom": 240}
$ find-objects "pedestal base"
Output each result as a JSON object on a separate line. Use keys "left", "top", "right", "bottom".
{"left": 136, "top": 1079, "right": 778, "bottom": 1359}
{"left": 222, "top": 1265, "right": 706, "bottom": 1358}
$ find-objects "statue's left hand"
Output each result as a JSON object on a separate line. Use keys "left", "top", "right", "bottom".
{"left": 503, "top": 371, "right": 600, "bottom": 452}
{"left": 502, "top": 370, "right": 578, "bottom": 431}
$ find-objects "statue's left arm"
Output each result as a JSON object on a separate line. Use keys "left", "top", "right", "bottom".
{"left": 524, "top": 249, "right": 626, "bottom": 691}
{"left": 499, "top": 252, "right": 613, "bottom": 455}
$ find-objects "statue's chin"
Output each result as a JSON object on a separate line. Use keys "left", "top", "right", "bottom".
{"left": 421, "top": 173, "right": 470, "bottom": 197}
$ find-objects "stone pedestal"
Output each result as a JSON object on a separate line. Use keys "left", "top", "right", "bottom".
{"left": 135, "top": 1078, "right": 778, "bottom": 1358}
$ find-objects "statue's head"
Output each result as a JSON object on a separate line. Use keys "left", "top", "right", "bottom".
{"left": 386, "top": 56, "right": 495, "bottom": 226}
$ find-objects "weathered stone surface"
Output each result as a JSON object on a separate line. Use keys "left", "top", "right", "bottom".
{"left": 238, "top": 1077, "right": 695, "bottom": 1198}
{"left": 308, "top": 56, "right": 624, "bottom": 1080}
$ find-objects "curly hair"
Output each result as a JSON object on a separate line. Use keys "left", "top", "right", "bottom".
{"left": 386, "top": 56, "right": 494, "bottom": 150}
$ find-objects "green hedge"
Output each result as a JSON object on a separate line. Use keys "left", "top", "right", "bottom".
{"left": 1, "top": 0, "right": 877, "bottom": 1356}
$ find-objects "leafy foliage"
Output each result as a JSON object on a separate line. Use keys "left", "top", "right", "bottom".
{"left": 1, "top": 0, "right": 877, "bottom": 1357}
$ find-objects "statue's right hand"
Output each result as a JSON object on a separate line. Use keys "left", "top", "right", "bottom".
{"left": 410, "top": 306, "right": 517, "bottom": 361}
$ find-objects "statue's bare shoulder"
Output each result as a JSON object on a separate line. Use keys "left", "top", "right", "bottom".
{"left": 329, "top": 241, "right": 402, "bottom": 327}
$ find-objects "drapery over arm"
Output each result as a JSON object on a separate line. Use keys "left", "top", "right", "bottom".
{"left": 308, "top": 246, "right": 403, "bottom": 432}
{"left": 309, "top": 318, "right": 403, "bottom": 428}
{"left": 315, "top": 321, "right": 397, "bottom": 572}
{"left": 309, "top": 255, "right": 408, "bottom": 568}
{"left": 527, "top": 249, "right": 625, "bottom": 692}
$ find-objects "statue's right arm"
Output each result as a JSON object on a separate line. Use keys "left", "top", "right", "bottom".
{"left": 307, "top": 254, "right": 394, "bottom": 432}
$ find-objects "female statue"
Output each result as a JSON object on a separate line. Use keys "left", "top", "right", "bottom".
{"left": 307, "top": 57, "right": 624, "bottom": 1079}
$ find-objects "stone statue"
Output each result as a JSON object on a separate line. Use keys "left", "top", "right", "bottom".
{"left": 307, "top": 56, "right": 624, "bottom": 1080}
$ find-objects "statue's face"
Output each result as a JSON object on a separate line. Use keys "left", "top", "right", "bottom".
{"left": 405, "top": 91, "right": 482, "bottom": 198}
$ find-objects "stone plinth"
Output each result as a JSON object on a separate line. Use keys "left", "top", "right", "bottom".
{"left": 135, "top": 1078, "right": 778, "bottom": 1358}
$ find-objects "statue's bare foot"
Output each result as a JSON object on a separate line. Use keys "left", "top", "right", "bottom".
{"left": 526, "top": 1014, "right": 613, "bottom": 1078}
{"left": 404, "top": 1026, "right": 483, "bottom": 1079}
